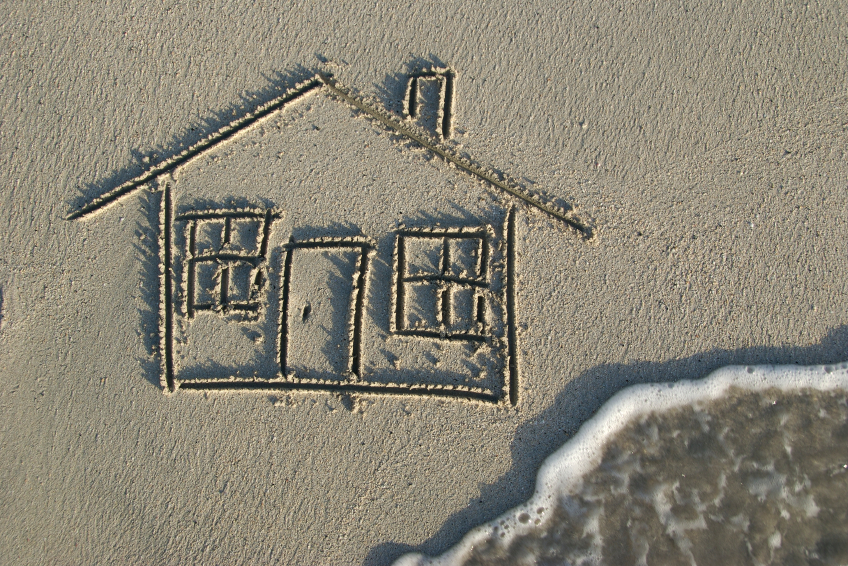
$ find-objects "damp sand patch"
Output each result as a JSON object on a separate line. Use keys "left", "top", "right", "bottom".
{"left": 396, "top": 363, "right": 848, "bottom": 566}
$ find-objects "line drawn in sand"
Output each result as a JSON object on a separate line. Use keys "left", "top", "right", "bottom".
{"left": 69, "top": 66, "right": 592, "bottom": 406}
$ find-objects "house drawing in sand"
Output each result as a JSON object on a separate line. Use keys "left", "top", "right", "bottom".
{"left": 69, "top": 69, "right": 591, "bottom": 405}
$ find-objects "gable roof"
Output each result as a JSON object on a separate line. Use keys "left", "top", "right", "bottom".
{"left": 68, "top": 73, "right": 591, "bottom": 238}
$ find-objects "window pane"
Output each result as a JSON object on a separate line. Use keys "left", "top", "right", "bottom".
{"left": 404, "top": 281, "right": 441, "bottom": 331}
{"left": 404, "top": 236, "right": 442, "bottom": 276}
{"left": 229, "top": 218, "right": 262, "bottom": 254}
{"left": 449, "top": 287, "right": 477, "bottom": 333}
{"left": 447, "top": 237, "right": 481, "bottom": 279}
{"left": 227, "top": 261, "right": 256, "bottom": 303}
{"left": 194, "top": 260, "right": 220, "bottom": 307}
{"left": 195, "top": 220, "right": 225, "bottom": 254}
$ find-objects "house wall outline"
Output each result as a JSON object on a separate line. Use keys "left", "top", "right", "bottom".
{"left": 69, "top": 70, "right": 592, "bottom": 407}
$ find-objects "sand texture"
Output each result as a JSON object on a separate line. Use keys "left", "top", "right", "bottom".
{"left": 1, "top": 2, "right": 848, "bottom": 564}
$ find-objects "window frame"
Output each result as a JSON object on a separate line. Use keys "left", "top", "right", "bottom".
{"left": 177, "top": 208, "right": 275, "bottom": 318}
{"left": 392, "top": 227, "right": 490, "bottom": 341}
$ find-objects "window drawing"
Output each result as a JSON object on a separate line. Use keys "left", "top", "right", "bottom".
{"left": 177, "top": 209, "right": 276, "bottom": 317}
{"left": 393, "top": 228, "right": 490, "bottom": 341}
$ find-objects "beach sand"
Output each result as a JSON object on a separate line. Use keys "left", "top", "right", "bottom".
{"left": 1, "top": 2, "right": 847, "bottom": 564}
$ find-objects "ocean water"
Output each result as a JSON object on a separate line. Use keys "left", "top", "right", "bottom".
{"left": 396, "top": 363, "right": 848, "bottom": 566}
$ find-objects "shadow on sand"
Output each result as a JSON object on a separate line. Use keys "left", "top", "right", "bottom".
{"left": 364, "top": 323, "right": 848, "bottom": 565}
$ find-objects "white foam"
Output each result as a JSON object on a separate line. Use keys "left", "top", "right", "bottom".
{"left": 394, "top": 362, "right": 848, "bottom": 566}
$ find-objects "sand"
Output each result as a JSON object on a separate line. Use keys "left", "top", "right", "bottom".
{"left": 1, "top": 2, "right": 847, "bottom": 564}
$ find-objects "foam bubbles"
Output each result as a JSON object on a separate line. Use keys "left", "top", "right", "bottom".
{"left": 395, "top": 362, "right": 848, "bottom": 566}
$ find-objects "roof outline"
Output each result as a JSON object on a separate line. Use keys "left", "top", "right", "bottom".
{"left": 66, "top": 71, "right": 592, "bottom": 238}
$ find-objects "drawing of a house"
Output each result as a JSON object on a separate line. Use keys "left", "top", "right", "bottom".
{"left": 69, "top": 70, "right": 589, "bottom": 405}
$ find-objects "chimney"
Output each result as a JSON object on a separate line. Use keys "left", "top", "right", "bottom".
{"left": 404, "top": 67, "right": 454, "bottom": 140}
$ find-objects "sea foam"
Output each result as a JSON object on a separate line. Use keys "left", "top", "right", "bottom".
{"left": 395, "top": 362, "right": 848, "bottom": 566}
